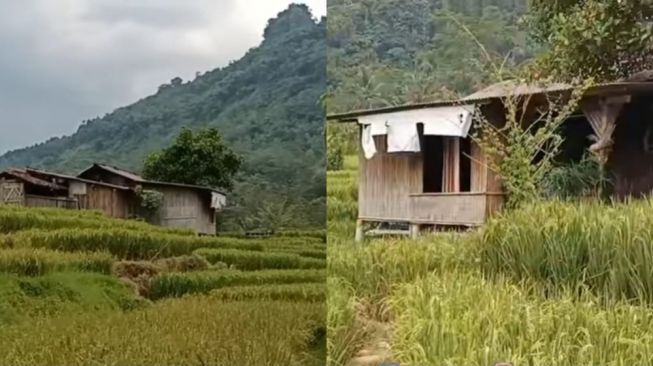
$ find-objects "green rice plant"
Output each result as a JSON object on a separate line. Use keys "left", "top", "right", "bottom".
{"left": 0, "top": 248, "right": 114, "bottom": 276}
{"left": 4, "top": 228, "right": 269, "bottom": 259}
{"left": 0, "top": 271, "right": 145, "bottom": 325}
{"left": 149, "top": 269, "right": 326, "bottom": 299}
{"left": 194, "top": 248, "right": 326, "bottom": 270}
{"left": 327, "top": 276, "right": 371, "bottom": 366}
{"left": 0, "top": 205, "right": 194, "bottom": 235}
{"left": 0, "top": 298, "right": 325, "bottom": 366}
{"left": 390, "top": 270, "right": 653, "bottom": 366}
{"left": 479, "top": 199, "right": 653, "bottom": 304}
{"left": 328, "top": 235, "right": 472, "bottom": 299}
{"left": 266, "top": 246, "right": 327, "bottom": 259}
{"left": 211, "top": 283, "right": 325, "bottom": 302}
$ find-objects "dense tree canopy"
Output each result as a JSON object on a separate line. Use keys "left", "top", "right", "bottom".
{"left": 143, "top": 128, "right": 241, "bottom": 190}
{"left": 327, "top": 0, "right": 533, "bottom": 114}
{"left": 528, "top": 0, "right": 653, "bottom": 81}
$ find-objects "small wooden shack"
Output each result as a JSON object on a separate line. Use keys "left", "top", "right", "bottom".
{"left": 78, "top": 164, "right": 227, "bottom": 235}
{"left": 22, "top": 168, "right": 136, "bottom": 218}
{"left": 328, "top": 78, "right": 653, "bottom": 240}
{"left": 0, "top": 164, "right": 227, "bottom": 235}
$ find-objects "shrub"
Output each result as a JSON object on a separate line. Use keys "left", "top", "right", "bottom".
{"left": 149, "top": 269, "right": 326, "bottom": 299}
{"left": 194, "top": 248, "right": 326, "bottom": 271}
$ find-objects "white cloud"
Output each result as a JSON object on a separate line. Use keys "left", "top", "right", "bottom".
{"left": 0, "top": 0, "right": 325, "bottom": 154}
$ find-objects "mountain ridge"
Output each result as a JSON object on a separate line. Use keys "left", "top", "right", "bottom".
{"left": 0, "top": 4, "right": 326, "bottom": 229}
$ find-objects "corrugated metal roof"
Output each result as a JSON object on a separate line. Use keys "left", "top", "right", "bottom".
{"left": 0, "top": 169, "right": 67, "bottom": 190}
{"left": 80, "top": 163, "right": 226, "bottom": 196}
{"left": 94, "top": 164, "right": 145, "bottom": 183}
{"left": 327, "top": 80, "right": 653, "bottom": 121}
{"left": 460, "top": 80, "right": 572, "bottom": 101}
{"left": 24, "top": 168, "right": 131, "bottom": 191}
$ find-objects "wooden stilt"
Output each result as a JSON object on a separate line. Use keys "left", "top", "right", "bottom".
{"left": 355, "top": 219, "right": 364, "bottom": 242}
{"left": 409, "top": 223, "right": 420, "bottom": 240}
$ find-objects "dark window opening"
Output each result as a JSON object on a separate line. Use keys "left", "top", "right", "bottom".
{"left": 459, "top": 137, "right": 471, "bottom": 192}
{"left": 423, "top": 136, "right": 443, "bottom": 193}
{"left": 558, "top": 114, "right": 594, "bottom": 163}
{"left": 422, "top": 135, "right": 472, "bottom": 193}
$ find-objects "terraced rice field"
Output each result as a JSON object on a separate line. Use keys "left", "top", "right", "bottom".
{"left": 0, "top": 205, "right": 325, "bottom": 365}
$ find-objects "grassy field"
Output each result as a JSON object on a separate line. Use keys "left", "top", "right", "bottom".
{"left": 0, "top": 205, "right": 325, "bottom": 366}
{"left": 328, "top": 155, "right": 653, "bottom": 366}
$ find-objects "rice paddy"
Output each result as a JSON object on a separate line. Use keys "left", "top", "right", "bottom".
{"left": 327, "top": 155, "right": 653, "bottom": 366}
{"left": 0, "top": 205, "right": 326, "bottom": 365}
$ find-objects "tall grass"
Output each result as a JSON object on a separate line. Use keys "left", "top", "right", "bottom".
{"left": 194, "top": 248, "right": 326, "bottom": 270}
{"left": 4, "top": 227, "right": 324, "bottom": 260}
{"left": 480, "top": 199, "right": 653, "bottom": 304}
{"left": 327, "top": 276, "right": 370, "bottom": 366}
{"left": 211, "top": 283, "right": 325, "bottom": 302}
{"left": 391, "top": 271, "right": 653, "bottom": 366}
{"left": 328, "top": 235, "right": 470, "bottom": 299}
{"left": 0, "top": 205, "right": 194, "bottom": 235}
{"left": 0, "top": 298, "right": 325, "bottom": 366}
{"left": 3, "top": 228, "right": 264, "bottom": 259}
{"left": 0, "top": 271, "right": 145, "bottom": 325}
{"left": 0, "top": 248, "right": 114, "bottom": 276}
{"left": 149, "top": 269, "right": 326, "bottom": 299}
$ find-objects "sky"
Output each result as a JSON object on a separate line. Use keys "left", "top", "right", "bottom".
{"left": 0, "top": 0, "right": 326, "bottom": 154}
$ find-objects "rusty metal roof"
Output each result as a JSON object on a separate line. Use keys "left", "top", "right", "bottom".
{"left": 327, "top": 80, "right": 653, "bottom": 122}
{"left": 79, "top": 163, "right": 226, "bottom": 196}
{"left": 24, "top": 168, "right": 131, "bottom": 191}
{"left": 0, "top": 169, "right": 67, "bottom": 190}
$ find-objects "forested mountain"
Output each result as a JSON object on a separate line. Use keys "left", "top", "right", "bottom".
{"left": 327, "top": 0, "right": 533, "bottom": 113}
{"left": 0, "top": 4, "right": 326, "bottom": 230}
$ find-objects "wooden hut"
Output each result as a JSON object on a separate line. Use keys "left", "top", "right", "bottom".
{"left": 78, "top": 163, "right": 227, "bottom": 235}
{"left": 22, "top": 168, "right": 136, "bottom": 218}
{"left": 328, "top": 79, "right": 653, "bottom": 240}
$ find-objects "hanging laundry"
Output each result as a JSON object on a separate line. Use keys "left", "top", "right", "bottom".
{"left": 359, "top": 115, "right": 388, "bottom": 136}
{"left": 361, "top": 124, "right": 377, "bottom": 159}
{"left": 387, "top": 121, "right": 420, "bottom": 153}
{"left": 422, "top": 105, "right": 474, "bottom": 137}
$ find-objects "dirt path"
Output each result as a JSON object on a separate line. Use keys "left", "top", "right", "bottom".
{"left": 347, "top": 320, "right": 394, "bottom": 366}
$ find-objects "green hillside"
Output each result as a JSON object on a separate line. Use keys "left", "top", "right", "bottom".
{"left": 0, "top": 4, "right": 326, "bottom": 230}
{"left": 327, "top": 0, "right": 533, "bottom": 113}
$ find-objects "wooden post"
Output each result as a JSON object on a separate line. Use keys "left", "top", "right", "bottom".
{"left": 409, "top": 223, "right": 420, "bottom": 239}
{"left": 355, "top": 219, "right": 364, "bottom": 242}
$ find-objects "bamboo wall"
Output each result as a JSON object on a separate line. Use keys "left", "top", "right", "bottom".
{"left": 358, "top": 131, "right": 504, "bottom": 225}
{"left": 150, "top": 185, "right": 215, "bottom": 234}
{"left": 75, "top": 184, "right": 132, "bottom": 218}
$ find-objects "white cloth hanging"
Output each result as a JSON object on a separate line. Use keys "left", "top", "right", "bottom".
{"left": 387, "top": 121, "right": 420, "bottom": 153}
{"left": 422, "top": 105, "right": 474, "bottom": 137}
{"left": 369, "top": 120, "right": 387, "bottom": 136}
{"left": 358, "top": 105, "right": 475, "bottom": 137}
{"left": 361, "top": 124, "right": 377, "bottom": 159}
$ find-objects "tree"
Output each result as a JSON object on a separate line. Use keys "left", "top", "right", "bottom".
{"left": 143, "top": 127, "right": 242, "bottom": 190}
{"left": 528, "top": 0, "right": 653, "bottom": 82}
